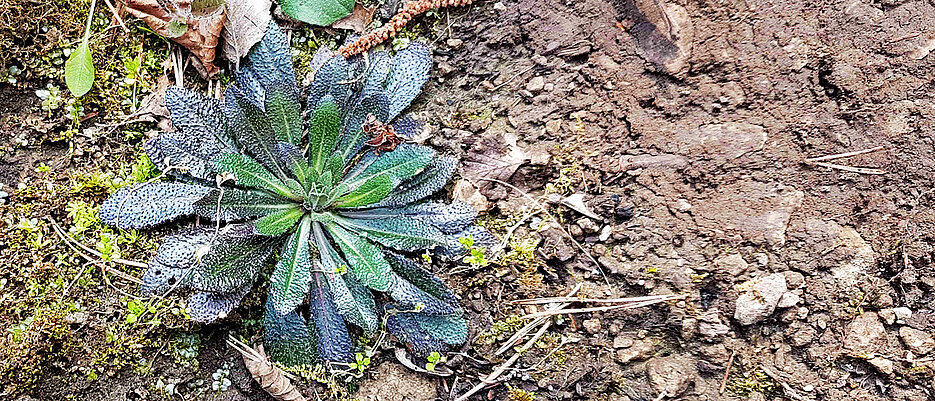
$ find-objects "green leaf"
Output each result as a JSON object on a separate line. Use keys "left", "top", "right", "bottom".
{"left": 233, "top": 94, "right": 290, "bottom": 179}
{"left": 341, "top": 145, "right": 435, "bottom": 192}
{"left": 326, "top": 222, "right": 392, "bottom": 291}
{"left": 333, "top": 215, "right": 444, "bottom": 251}
{"left": 264, "top": 299, "right": 317, "bottom": 366}
{"left": 166, "top": 18, "right": 188, "bottom": 38}
{"left": 333, "top": 174, "right": 392, "bottom": 208}
{"left": 255, "top": 207, "right": 305, "bottom": 236}
{"left": 64, "top": 42, "right": 95, "bottom": 97}
{"left": 194, "top": 188, "right": 296, "bottom": 221}
{"left": 326, "top": 153, "right": 344, "bottom": 187}
{"left": 266, "top": 85, "right": 303, "bottom": 145}
{"left": 269, "top": 216, "right": 312, "bottom": 315}
{"left": 308, "top": 97, "right": 341, "bottom": 173}
{"left": 216, "top": 153, "right": 299, "bottom": 200}
{"left": 188, "top": 225, "right": 278, "bottom": 293}
{"left": 279, "top": 0, "right": 354, "bottom": 26}
{"left": 279, "top": 143, "right": 311, "bottom": 189}
{"left": 313, "top": 224, "right": 380, "bottom": 333}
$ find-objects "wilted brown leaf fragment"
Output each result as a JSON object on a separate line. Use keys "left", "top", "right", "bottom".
{"left": 119, "top": 0, "right": 225, "bottom": 76}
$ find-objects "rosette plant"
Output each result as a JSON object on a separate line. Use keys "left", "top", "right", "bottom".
{"left": 99, "top": 23, "right": 496, "bottom": 366}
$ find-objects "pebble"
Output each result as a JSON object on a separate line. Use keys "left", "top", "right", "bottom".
{"left": 879, "top": 308, "right": 897, "bottom": 325}
{"left": 898, "top": 327, "right": 935, "bottom": 355}
{"left": 733, "top": 273, "right": 787, "bottom": 325}
{"left": 599, "top": 225, "right": 612, "bottom": 242}
{"left": 613, "top": 335, "right": 634, "bottom": 349}
{"left": 582, "top": 318, "right": 602, "bottom": 334}
{"left": 645, "top": 355, "right": 697, "bottom": 397}
{"left": 776, "top": 292, "right": 800, "bottom": 308}
{"left": 437, "top": 61, "right": 457, "bottom": 76}
{"left": 577, "top": 218, "right": 599, "bottom": 234}
{"left": 714, "top": 253, "right": 748, "bottom": 276}
{"left": 493, "top": 1, "right": 506, "bottom": 11}
{"left": 526, "top": 76, "right": 545, "bottom": 93}
{"left": 674, "top": 198, "right": 692, "bottom": 212}
{"left": 531, "top": 54, "right": 548, "bottom": 66}
{"left": 894, "top": 307, "right": 912, "bottom": 323}
{"left": 446, "top": 38, "right": 463, "bottom": 49}
{"left": 616, "top": 339, "right": 654, "bottom": 364}
{"left": 843, "top": 312, "right": 887, "bottom": 356}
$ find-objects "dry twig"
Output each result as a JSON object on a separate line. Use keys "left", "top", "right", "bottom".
{"left": 804, "top": 146, "right": 885, "bottom": 175}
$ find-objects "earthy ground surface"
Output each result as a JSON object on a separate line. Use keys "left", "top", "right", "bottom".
{"left": 2, "top": 0, "right": 935, "bottom": 400}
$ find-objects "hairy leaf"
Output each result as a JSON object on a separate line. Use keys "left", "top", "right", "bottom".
{"left": 264, "top": 299, "right": 317, "bottom": 366}
{"left": 370, "top": 156, "right": 457, "bottom": 208}
{"left": 244, "top": 21, "right": 296, "bottom": 89}
{"left": 386, "top": 312, "right": 467, "bottom": 357}
{"left": 332, "top": 174, "right": 391, "bottom": 208}
{"left": 337, "top": 202, "right": 475, "bottom": 235}
{"left": 187, "top": 286, "right": 250, "bottom": 323}
{"left": 216, "top": 153, "right": 298, "bottom": 199}
{"left": 254, "top": 206, "right": 305, "bottom": 236}
{"left": 269, "top": 217, "right": 312, "bottom": 315}
{"left": 313, "top": 224, "right": 380, "bottom": 333}
{"left": 142, "top": 228, "right": 215, "bottom": 294}
{"left": 325, "top": 222, "right": 392, "bottom": 291}
{"left": 336, "top": 92, "right": 390, "bottom": 162}
{"left": 391, "top": 114, "right": 423, "bottom": 140}
{"left": 306, "top": 56, "right": 351, "bottom": 117}
{"left": 189, "top": 225, "right": 278, "bottom": 293}
{"left": 265, "top": 82, "right": 303, "bottom": 144}
{"left": 333, "top": 215, "right": 444, "bottom": 251}
{"left": 231, "top": 92, "right": 290, "bottom": 179}
{"left": 341, "top": 144, "right": 435, "bottom": 191}
{"left": 308, "top": 262, "right": 355, "bottom": 362}
{"left": 308, "top": 96, "right": 342, "bottom": 173}
{"left": 99, "top": 182, "right": 210, "bottom": 229}
{"left": 194, "top": 187, "right": 295, "bottom": 222}
{"left": 166, "top": 86, "right": 235, "bottom": 151}
{"left": 385, "top": 251, "right": 459, "bottom": 307}
{"left": 144, "top": 132, "right": 225, "bottom": 180}
{"left": 385, "top": 43, "right": 432, "bottom": 120}
{"left": 278, "top": 142, "right": 311, "bottom": 189}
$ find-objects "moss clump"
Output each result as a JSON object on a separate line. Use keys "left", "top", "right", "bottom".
{"left": 726, "top": 369, "right": 776, "bottom": 397}
{"left": 475, "top": 315, "right": 525, "bottom": 346}
{"left": 506, "top": 385, "right": 537, "bottom": 401}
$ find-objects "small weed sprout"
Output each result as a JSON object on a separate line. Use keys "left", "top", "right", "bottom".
{"left": 459, "top": 236, "right": 489, "bottom": 268}
{"left": 349, "top": 352, "right": 371, "bottom": 374}
{"left": 424, "top": 351, "right": 446, "bottom": 371}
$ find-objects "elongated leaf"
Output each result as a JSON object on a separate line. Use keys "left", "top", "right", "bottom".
{"left": 100, "top": 182, "right": 210, "bottom": 229}
{"left": 264, "top": 299, "right": 317, "bottom": 366}
{"left": 325, "top": 222, "right": 392, "bottom": 291}
{"left": 142, "top": 228, "right": 215, "bottom": 294}
{"left": 266, "top": 83, "right": 303, "bottom": 144}
{"left": 280, "top": 0, "right": 354, "bottom": 27}
{"left": 336, "top": 92, "right": 390, "bottom": 162}
{"left": 359, "top": 51, "right": 391, "bottom": 97}
{"left": 341, "top": 144, "right": 435, "bottom": 191}
{"left": 308, "top": 262, "right": 355, "bottom": 362}
{"left": 306, "top": 56, "right": 351, "bottom": 118}
{"left": 278, "top": 143, "right": 311, "bottom": 188}
{"left": 314, "top": 223, "right": 379, "bottom": 333}
{"left": 144, "top": 132, "right": 227, "bottom": 180}
{"left": 325, "top": 153, "right": 344, "bottom": 187}
{"left": 166, "top": 86, "right": 236, "bottom": 151}
{"left": 341, "top": 202, "right": 475, "bottom": 234}
{"left": 333, "top": 215, "right": 444, "bottom": 251}
{"left": 188, "top": 225, "right": 278, "bottom": 293}
{"left": 391, "top": 114, "right": 423, "bottom": 139}
{"left": 269, "top": 217, "right": 312, "bottom": 315}
{"left": 370, "top": 156, "right": 458, "bottom": 208}
{"left": 388, "top": 274, "right": 457, "bottom": 315}
{"left": 65, "top": 42, "right": 94, "bottom": 97}
{"left": 231, "top": 92, "right": 289, "bottom": 179}
{"left": 308, "top": 96, "right": 342, "bottom": 173}
{"left": 187, "top": 286, "right": 250, "bottom": 323}
{"left": 385, "top": 251, "right": 459, "bottom": 307}
{"left": 385, "top": 42, "right": 432, "bottom": 120}
{"left": 216, "top": 153, "right": 298, "bottom": 199}
{"left": 255, "top": 207, "right": 305, "bottom": 236}
{"left": 194, "top": 188, "right": 295, "bottom": 221}
{"left": 386, "top": 312, "right": 467, "bottom": 357}
{"left": 333, "top": 174, "right": 391, "bottom": 208}
{"left": 244, "top": 21, "right": 297, "bottom": 89}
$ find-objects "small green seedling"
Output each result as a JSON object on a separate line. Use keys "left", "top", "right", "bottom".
{"left": 424, "top": 351, "right": 446, "bottom": 371}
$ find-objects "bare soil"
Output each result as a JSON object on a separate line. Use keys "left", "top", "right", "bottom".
{"left": 3, "top": 0, "right": 935, "bottom": 400}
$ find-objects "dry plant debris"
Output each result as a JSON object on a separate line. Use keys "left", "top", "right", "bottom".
{"left": 228, "top": 336, "right": 308, "bottom": 401}
{"left": 119, "top": 0, "right": 225, "bottom": 75}
{"left": 338, "top": 0, "right": 476, "bottom": 57}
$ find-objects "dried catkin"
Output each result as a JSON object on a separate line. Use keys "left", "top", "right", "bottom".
{"left": 338, "top": 0, "right": 476, "bottom": 58}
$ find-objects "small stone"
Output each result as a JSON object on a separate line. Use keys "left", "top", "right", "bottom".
{"left": 437, "top": 61, "right": 457, "bottom": 76}
{"left": 867, "top": 356, "right": 894, "bottom": 375}
{"left": 582, "top": 318, "right": 602, "bottom": 334}
{"left": 899, "top": 327, "right": 935, "bottom": 355}
{"left": 803, "top": 385, "right": 814, "bottom": 392}
{"left": 776, "top": 292, "right": 800, "bottom": 308}
{"left": 733, "top": 273, "right": 787, "bottom": 325}
{"left": 545, "top": 119, "right": 562, "bottom": 134}
{"left": 481, "top": 81, "right": 495, "bottom": 91}
{"left": 843, "top": 312, "right": 887, "bottom": 356}
{"left": 568, "top": 224, "right": 583, "bottom": 238}
{"left": 715, "top": 254, "right": 749, "bottom": 277}
{"left": 446, "top": 38, "right": 463, "bottom": 49}
{"left": 879, "top": 308, "right": 897, "bottom": 325}
{"left": 616, "top": 340, "right": 654, "bottom": 364}
{"left": 645, "top": 355, "right": 697, "bottom": 398}
{"left": 894, "top": 307, "right": 912, "bottom": 323}
{"left": 796, "top": 307, "right": 809, "bottom": 320}
{"left": 577, "top": 218, "right": 600, "bottom": 234}
{"left": 599, "top": 225, "right": 612, "bottom": 242}
{"left": 613, "top": 335, "right": 634, "bottom": 349}
{"left": 452, "top": 179, "right": 489, "bottom": 212}
{"left": 782, "top": 271, "right": 805, "bottom": 289}
{"left": 526, "top": 76, "right": 545, "bottom": 94}
{"left": 493, "top": 1, "right": 506, "bottom": 11}
{"left": 753, "top": 252, "right": 769, "bottom": 266}
{"left": 531, "top": 54, "right": 548, "bottom": 66}
{"left": 519, "top": 89, "right": 534, "bottom": 98}
{"left": 674, "top": 199, "right": 692, "bottom": 212}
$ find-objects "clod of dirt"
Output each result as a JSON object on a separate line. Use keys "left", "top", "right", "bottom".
{"left": 615, "top": 0, "right": 693, "bottom": 77}
{"left": 694, "top": 181, "right": 803, "bottom": 248}
{"left": 355, "top": 363, "right": 437, "bottom": 401}
{"left": 615, "top": 338, "right": 654, "bottom": 364}
{"left": 898, "top": 327, "right": 935, "bottom": 356}
{"left": 452, "top": 179, "right": 490, "bottom": 212}
{"left": 645, "top": 354, "right": 697, "bottom": 398}
{"left": 843, "top": 312, "right": 888, "bottom": 357}
{"left": 733, "top": 273, "right": 787, "bottom": 325}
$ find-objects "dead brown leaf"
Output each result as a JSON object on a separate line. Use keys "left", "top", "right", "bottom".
{"left": 331, "top": 3, "right": 376, "bottom": 33}
{"left": 136, "top": 73, "right": 171, "bottom": 118}
{"left": 119, "top": 0, "right": 225, "bottom": 76}
{"left": 460, "top": 131, "right": 529, "bottom": 194}
{"left": 220, "top": 0, "right": 272, "bottom": 64}
{"left": 228, "top": 337, "right": 307, "bottom": 401}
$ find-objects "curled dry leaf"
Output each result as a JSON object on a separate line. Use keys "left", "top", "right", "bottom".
{"left": 227, "top": 336, "right": 307, "bottom": 401}
{"left": 220, "top": 0, "right": 273, "bottom": 64}
{"left": 460, "top": 131, "right": 529, "bottom": 196}
{"left": 120, "top": 0, "right": 225, "bottom": 76}
{"left": 331, "top": 3, "right": 376, "bottom": 33}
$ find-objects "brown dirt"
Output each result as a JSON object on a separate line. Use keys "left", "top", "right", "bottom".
{"left": 3, "top": 0, "right": 935, "bottom": 400}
